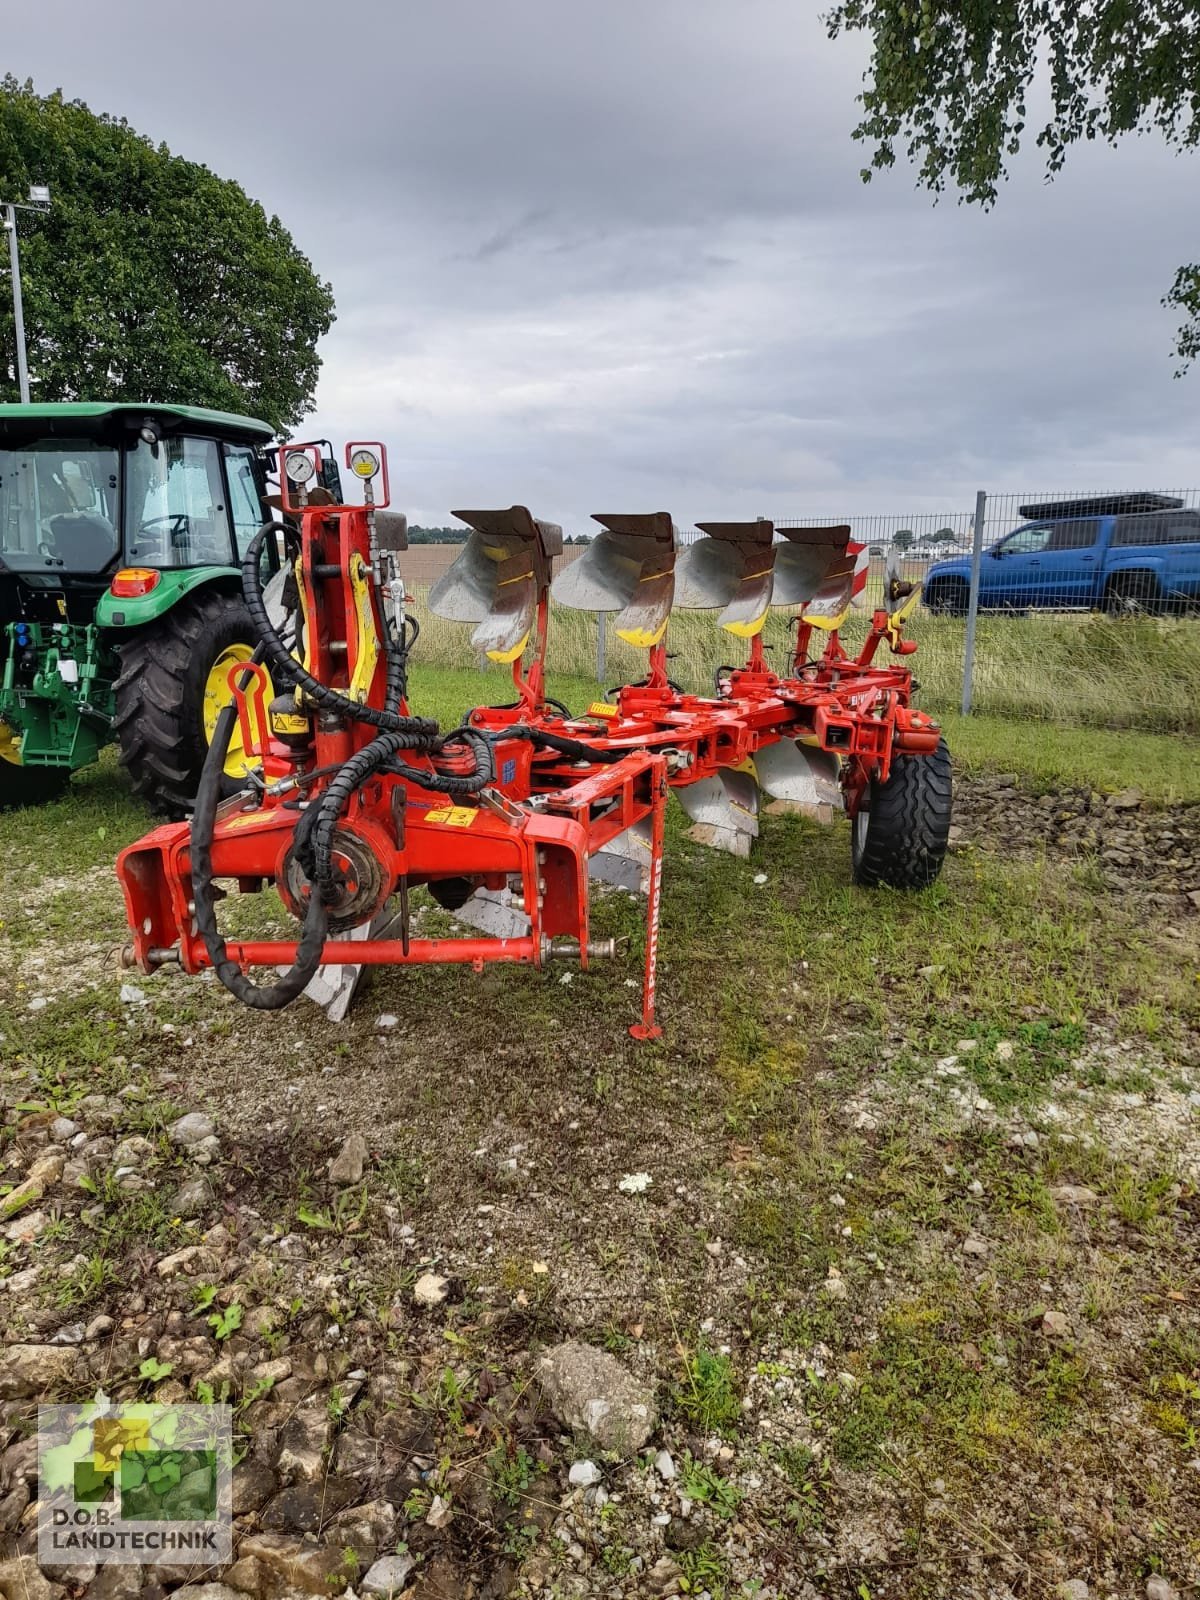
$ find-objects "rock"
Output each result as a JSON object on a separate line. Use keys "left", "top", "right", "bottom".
{"left": 362, "top": 1554, "right": 417, "bottom": 1596}
{"left": 1059, "top": 1581, "right": 1089, "bottom": 1600}
{"left": 260, "top": 1476, "right": 359, "bottom": 1532}
{"left": 219, "top": 1557, "right": 266, "bottom": 1595}
{"left": 231, "top": 1459, "right": 278, "bottom": 1516}
{"left": 275, "top": 1397, "right": 333, "bottom": 1482}
{"left": 170, "top": 1111, "right": 216, "bottom": 1148}
{"left": 1051, "top": 1184, "right": 1100, "bottom": 1207}
{"left": 111, "top": 1135, "right": 155, "bottom": 1169}
{"left": 1041, "top": 1310, "right": 1072, "bottom": 1339}
{"left": 85, "top": 1564, "right": 145, "bottom": 1599}
{"left": 4, "top": 1208, "right": 48, "bottom": 1244}
{"left": 0, "top": 1149, "right": 64, "bottom": 1220}
{"left": 119, "top": 983, "right": 147, "bottom": 1004}
{"left": 0, "top": 1343, "right": 77, "bottom": 1398}
{"left": 647, "top": 1553, "right": 683, "bottom": 1597}
{"left": 1107, "top": 787, "right": 1143, "bottom": 810}
{"left": 425, "top": 1491, "right": 453, "bottom": 1528}
{"left": 654, "top": 1448, "right": 676, "bottom": 1480}
{"left": 171, "top": 1586, "right": 246, "bottom": 1600}
{"left": 84, "top": 1314, "right": 114, "bottom": 1341}
{"left": 172, "top": 1175, "right": 213, "bottom": 1218}
{"left": 962, "top": 1235, "right": 989, "bottom": 1257}
{"left": 326, "top": 1495, "right": 397, "bottom": 1554}
{"left": 233, "top": 1533, "right": 347, "bottom": 1595}
{"left": 413, "top": 1271, "right": 449, "bottom": 1308}
{"left": 568, "top": 1459, "right": 602, "bottom": 1487}
{"left": 155, "top": 1245, "right": 218, "bottom": 1279}
{"left": 49, "top": 1117, "right": 79, "bottom": 1143}
{"left": 1145, "top": 1580, "right": 1177, "bottom": 1600}
{"left": 0, "top": 1554, "right": 60, "bottom": 1600}
{"left": 536, "top": 1339, "right": 658, "bottom": 1454}
{"left": 328, "top": 1130, "right": 369, "bottom": 1185}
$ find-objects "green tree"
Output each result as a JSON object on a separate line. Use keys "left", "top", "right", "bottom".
{"left": 0, "top": 78, "right": 334, "bottom": 429}
{"left": 892, "top": 527, "right": 914, "bottom": 551}
{"left": 824, "top": 2, "right": 1200, "bottom": 368}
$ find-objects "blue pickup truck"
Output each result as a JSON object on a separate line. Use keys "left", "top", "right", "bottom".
{"left": 922, "top": 494, "right": 1200, "bottom": 615}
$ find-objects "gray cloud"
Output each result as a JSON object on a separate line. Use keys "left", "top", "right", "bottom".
{"left": 6, "top": 0, "right": 1199, "bottom": 529}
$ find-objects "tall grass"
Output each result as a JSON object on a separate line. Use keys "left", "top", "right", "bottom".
{"left": 405, "top": 590, "right": 1200, "bottom": 737}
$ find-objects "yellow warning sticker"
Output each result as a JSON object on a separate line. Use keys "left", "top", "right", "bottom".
{"left": 587, "top": 701, "right": 619, "bottom": 719}
{"left": 424, "top": 805, "right": 477, "bottom": 827}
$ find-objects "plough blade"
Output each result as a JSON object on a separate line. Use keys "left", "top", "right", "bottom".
{"left": 675, "top": 520, "right": 776, "bottom": 637}
{"left": 773, "top": 525, "right": 852, "bottom": 608}
{"left": 589, "top": 817, "right": 654, "bottom": 893}
{"left": 453, "top": 886, "right": 531, "bottom": 940}
{"left": 429, "top": 507, "right": 563, "bottom": 662}
{"left": 674, "top": 767, "right": 759, "bottom": 857}
{"left": 753, "top": 739, "right": 842, "bottom": 813}
{"left": 552, "top": 512, "right": 677, "bottom": 648}
{"left": 803, "top": 540, "right": 869, "bottom": 630}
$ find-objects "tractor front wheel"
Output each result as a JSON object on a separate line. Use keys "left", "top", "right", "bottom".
{"left": 114, "top": 588, "right": 266, "bottom": 818}
{"left": 851, "top": 738, "right": 953, "bottom": 889}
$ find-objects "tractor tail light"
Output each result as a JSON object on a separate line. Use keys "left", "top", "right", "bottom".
{"left": 111, "top": 568, "right": 161, "bottom": 598}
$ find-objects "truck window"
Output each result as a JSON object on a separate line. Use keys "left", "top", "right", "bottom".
{"left": 1113, "top": 510, "right": 1200, "bottom": 546}
{"left": 997, "top": 524, "right": 1051, "bottom": 554}
{"left": 125, "top": 437, "right": 235, "bottom": 568}
{"left": 1046, "top": 519, "right": 1098, "bottom": 550}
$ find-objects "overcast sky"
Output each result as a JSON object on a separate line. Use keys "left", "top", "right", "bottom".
{"left": 7, "top": 0, "right": 1200, "bottom": 528}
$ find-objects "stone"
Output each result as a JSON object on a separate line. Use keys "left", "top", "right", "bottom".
{"left": 1050, "top": 1184, "right": 1100, "bottom": 1207}
{"left": 361, "top": 1554, "right": 417, "bottom": 1596}
{"left": 1, "top": 1149, "right": 64, "bottom": 1220}
{"left": 1041, "top": 1310, "right": 1071, "bottom": 1339}
{"left": 0, "top": 1342, "right": 77, "bottom": 1398}
{"left": 219, "top": 1558, "right": 266, "bottom": 1595}
{"left": 326, "top": 1495, "right": 397, "bottom": 1553}
{"left": 0, "top": 1554, "right": 59, "bottom": 1600}
{"left": 49, "top": 1117, "right": 79, "bottom": 1142}
{"left": 155, "top": 1245, "right": 218, "bottom": 1279}
{"left": 4, "top": 1208, "right": 48, "bottom": 1243}
{"left": 171, "top": 1587, "right": 246, "bottom": 1600}
{"left": 1059, "top": 1582, "right": 1089, "bottom": 1600}
{"left": 568, "top": 1459, "right": 602, "bottom": 1487}
{"left": 1145, "top": 1580, "right": 1178, "bottom": 1600}
{"left": 173, "top": 1175, "right": 213, "bottom": 1218}
{"left": 231, "top": 1533, "right": 346, "bottom": 1595}
{"left": 260, "top": 1476, "right": 359, "bottom": 1532}
{"left": 962, "top": 1235, "right": 989, "bottom": 1257}
{"left": 413, "top": 1271, "right": 449, "bottom": 1307}
{"left": 170, "top": 1112, "right": 216, "bottom": 1147}
{"left": 536, "top": 1339, "right": 658, "bottom": 1454}
{"left": 328, "top": 1130, "right": 369, "bottom": 1185}
{"left": 111, "top": 1135, "right": 155, "bottom": 1168}
{"left": 1107, "top": 787, "right": 1143, "bottom": 810}
{"left": 231, "top": 1458, "right": 278, "bottom": 1516}
{"left": 647, "top": 1553, "right": 683, "bottom": 1597}
{"left": 85, "top": 1564, "right": 145, "bottom": 1599}
{"left": 654, "top": 1448, "right": 676, "bottom": 1480}
{"left": 275, "top": 1397, "right": 333, "bottom": 1482}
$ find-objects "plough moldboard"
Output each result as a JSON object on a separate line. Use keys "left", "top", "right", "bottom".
{"left": 116, "top": 441, "right": 951, "bottom": 1036}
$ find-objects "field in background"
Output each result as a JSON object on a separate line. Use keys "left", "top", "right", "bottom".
{"left": 406, "top": 589, "right": 1200, "bottom": 738}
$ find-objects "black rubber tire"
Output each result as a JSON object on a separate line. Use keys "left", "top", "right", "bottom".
{"left": 0, "top": 761, "right": 70, "bottom": 810}
{"left": 925, "top": 580, "right": 969, "bottom": 617}
{"left": 1104, "top": 572, "right": 1162, "bottom": 617}
{"left": 113, "top": 587, "right": 260, "bottom": 818}
{"left": 852, "top": 737, "right": 953, "bottom": 889}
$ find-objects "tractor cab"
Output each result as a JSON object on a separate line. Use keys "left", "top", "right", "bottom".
{"left": 0, "top": 403, "right": 343, "bottom": 811}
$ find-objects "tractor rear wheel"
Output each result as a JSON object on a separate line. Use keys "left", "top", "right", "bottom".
{"left": 851, "top": 737, "right": 953, "bottom": 890}
{"left": 114, "top": 588, "right": 265, "bottom": 818}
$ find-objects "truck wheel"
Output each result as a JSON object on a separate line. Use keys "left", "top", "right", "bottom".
{"left": 0, "top": 727, "right": 71, "bottom": 809}
{"left": 925, "top": 579, "right": 969, "bottom": 616}
{"left": 851, "top": 737, "right": 953, "bottom": 890}
{"left": 1104, "top": 572, "right": 1162, "bottom": 616}
{"left": 113, "top": 588, "right": 266, "bottom": 818}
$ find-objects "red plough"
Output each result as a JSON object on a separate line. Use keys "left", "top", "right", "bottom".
{"left": 117, "top": 443, "right": 950, "bottom": 1035}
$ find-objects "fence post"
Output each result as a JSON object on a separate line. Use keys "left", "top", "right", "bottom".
{"left": 596, "top": 612, "right": 606, "bottom": 685}
{"left": 960, "top": 490, "right": 987, "bottom": 716}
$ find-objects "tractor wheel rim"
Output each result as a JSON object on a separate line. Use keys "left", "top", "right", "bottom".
{"left": 0, "top": 720, "right": 23, "bottom": 766}
{"left": 202, "top": 644, "right": 266, "bottom": 779}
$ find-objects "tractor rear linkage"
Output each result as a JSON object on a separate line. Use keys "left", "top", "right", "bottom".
{"left": 116, "top": 441, "right": 947, "bottom": 1038}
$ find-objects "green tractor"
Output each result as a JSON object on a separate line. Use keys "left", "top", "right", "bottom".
{"left": 0, "top": 402, "right": 337, "bottom": 813}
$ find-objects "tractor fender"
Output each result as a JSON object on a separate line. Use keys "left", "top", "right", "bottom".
{"left": 95, "top": 567, "right": 242, "bottom": 630}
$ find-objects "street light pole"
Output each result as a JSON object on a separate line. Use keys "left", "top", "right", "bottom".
{"left": 5, "top": 204, "right": 30, "bottom": 404}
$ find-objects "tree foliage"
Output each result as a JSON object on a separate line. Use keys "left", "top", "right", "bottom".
{"left": 0, "top": 78, "right": 335, "bottom": 429}
{"left": 824, "top": 1, "right": 1200, "bottom": 368}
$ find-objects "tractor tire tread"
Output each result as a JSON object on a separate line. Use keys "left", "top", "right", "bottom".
{"left": 853, "top": 737, "right": 953, "bottom": 890}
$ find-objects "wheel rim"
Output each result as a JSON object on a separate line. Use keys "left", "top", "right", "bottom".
{"left": 202, "top": 644, "right": 269, "bottom": 779}
{"left": 0, "top": 721, "right": 22, "bottom": 766}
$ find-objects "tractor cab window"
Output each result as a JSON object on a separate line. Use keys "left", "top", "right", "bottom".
{"left": 124, "top": 436, "right": 235, "bottom": 569}
{"left": 0, "top": 439, "right": 119, "bottom": 575}
{"left": 224, "top": 445, "right": 265, "bottom": 556}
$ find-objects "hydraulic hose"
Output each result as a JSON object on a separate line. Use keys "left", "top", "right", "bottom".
{"left": 190, "top": 647, "right": 330, "bottom": 1009}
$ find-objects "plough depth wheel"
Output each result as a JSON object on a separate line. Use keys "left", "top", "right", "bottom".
{"left": 851, "top": 737, "right": 953, "bottom": 890}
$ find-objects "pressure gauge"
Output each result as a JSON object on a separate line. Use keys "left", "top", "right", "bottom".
{"left": 285, "top": 452, "right": 316, "bottom": 485}
{"left": 349, "top": 448, "right": 380, "bottom": 480}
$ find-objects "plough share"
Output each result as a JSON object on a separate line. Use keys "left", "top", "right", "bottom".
{"left": 117, "top": 441, "right": 951, "bottom": 1036}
